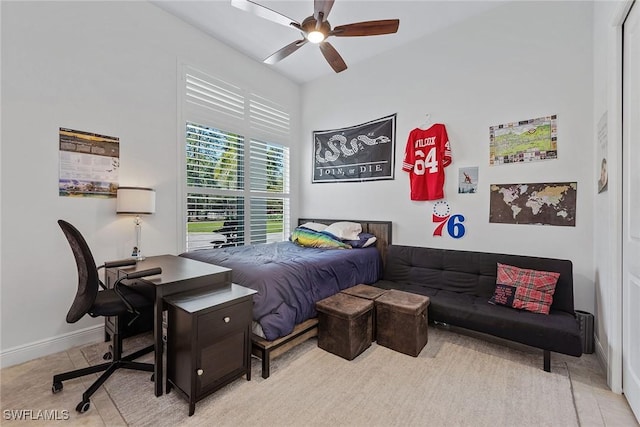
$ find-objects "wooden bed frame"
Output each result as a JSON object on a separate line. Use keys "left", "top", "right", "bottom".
{"left": 251, "top": 219, "right": 392, "bottom": 379}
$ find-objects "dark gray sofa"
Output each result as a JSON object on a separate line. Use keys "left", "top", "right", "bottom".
{"left": 374, "top": 245, "right": 583, "bottom": 371}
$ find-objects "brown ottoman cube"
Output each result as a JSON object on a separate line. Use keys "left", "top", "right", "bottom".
{"left": 341, "top": 284, "right": 388, "bottom": 300}
{"left": 375, "top": 290, "right": 430, "bottom": 357}
{"left": 316, "top": 293, "right": 374, "bottom": 360}
{"left": 341, "top": 284, "right": 387, "bottom": 340}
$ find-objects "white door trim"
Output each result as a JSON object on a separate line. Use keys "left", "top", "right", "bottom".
{"left": 621, "top": 1, "right": 640, "bottom": 419}
{"left": 608, "top": 0, "right": 636, "bottom": 395}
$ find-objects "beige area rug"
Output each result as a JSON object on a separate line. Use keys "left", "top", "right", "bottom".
{"left": 81, "top": 326, "right": 578, "bottom": 427}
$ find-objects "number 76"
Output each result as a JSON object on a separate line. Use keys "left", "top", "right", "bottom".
{"left": 432, "top": 214, "right": 466, "bottom": 239}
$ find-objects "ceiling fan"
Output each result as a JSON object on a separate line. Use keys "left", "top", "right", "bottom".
{"left": 231, "top": 0, "right": 400, "bottom": 73}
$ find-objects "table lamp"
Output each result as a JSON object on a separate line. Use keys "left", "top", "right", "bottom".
{"left": 116, "top": 186, "right": 156, "bottom": 261}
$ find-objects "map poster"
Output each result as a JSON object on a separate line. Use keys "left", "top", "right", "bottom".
{"left": 489, "top": 115, "right": 558, "bottom": 166}
{"left": 59, "top": 128, "right": 120, "bottom": 198}
{"left": 489, "top": 182, "right": 577, "bottom": 227}
{"left": 312, "top": 114, "right": 396, "bottom": 183}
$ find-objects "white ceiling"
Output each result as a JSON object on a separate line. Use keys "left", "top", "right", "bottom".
{"left": 152, "top": 0, "right": 504, "bottom": 84}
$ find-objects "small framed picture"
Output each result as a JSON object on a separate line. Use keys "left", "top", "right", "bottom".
{"left": 458, "top": 167, "right": 478, "bottom": 194}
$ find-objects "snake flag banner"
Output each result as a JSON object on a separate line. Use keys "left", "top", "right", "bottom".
{"left": 312, "top": 114, "right": 396, "bottom": 183}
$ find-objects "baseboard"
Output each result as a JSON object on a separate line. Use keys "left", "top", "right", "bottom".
{"left": 0, "top": 325, "right": 104, "bottom": 369}
{"left": 594, "top": 335, "right": 606, "bottom": 366}
{"left": 593, "top": 334, "right": 611, "bottom": 386}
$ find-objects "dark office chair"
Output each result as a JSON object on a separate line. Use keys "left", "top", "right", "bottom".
{"left": 210, "top": 220, "right": 239, "bottom": 248}
{"left": 51, "top": 220, "right": 162, "bottom": 413}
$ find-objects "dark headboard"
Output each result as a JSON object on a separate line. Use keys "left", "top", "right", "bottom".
{"left": 297, "top": 218, "right": 392, "bottom": 265}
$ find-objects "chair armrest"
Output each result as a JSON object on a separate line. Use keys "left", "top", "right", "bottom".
{"left": 113, "top": 267, "right": 162, "bottom": 314}
{"left": 104, "top": 258, "right": 137, "bottom": 269}
{"left": 120, "top": 267, "right": 162, "bottom": 280}
{"left": 96, "top": 259, "right": 137, "bottom": 289}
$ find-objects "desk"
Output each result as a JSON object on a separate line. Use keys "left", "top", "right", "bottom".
{"left": 109, "top": 254, "right": 231, "bottom": 397}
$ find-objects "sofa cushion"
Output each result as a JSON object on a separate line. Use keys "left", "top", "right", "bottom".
{"left": 391, "top": 285, "right": 582, "bottom": 357}
{"left": 489, "top": 263, "right": 560, "bottom": 314}
{"left": 439, "top": 292, "right": 581, "bottom": 356}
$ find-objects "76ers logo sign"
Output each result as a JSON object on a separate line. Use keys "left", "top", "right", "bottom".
{"left": 432, "top": 201, "right": 466, "bottom": 238}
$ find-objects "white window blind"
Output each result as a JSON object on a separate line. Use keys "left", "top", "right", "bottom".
{"left": 183, "top": 67, "right": 291, "bottom": 252}
{"left": 250, "top": 94, "right": 290, "bottom": 139}
{"left": 249, "top": 140, "right": 289, "bottom": 193}
{"left": 186, "top": 73, "right": 244, "bottom": 123}
{"left": 249, "top": 139, "right": 290, "bottom": 244}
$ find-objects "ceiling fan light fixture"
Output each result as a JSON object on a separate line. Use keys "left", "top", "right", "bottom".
{"left": 307, "top": 30, "right": 325, "bottom": 43}
{"left": 232, "top": 0, "right": 400, "bottom": 74}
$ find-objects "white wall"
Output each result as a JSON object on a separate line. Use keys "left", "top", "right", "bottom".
{"left": 0, "top": 1, "right": 299, "bottom": 366}
{"left": 301, "top": 2, "right": 595, "bottom": 311}
{"left": 0, "top": 0, "right": 610, "bottom": 374}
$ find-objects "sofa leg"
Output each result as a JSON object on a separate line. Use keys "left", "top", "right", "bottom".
{"left": 543, "top": 350, "right": 551, "bottom": 372}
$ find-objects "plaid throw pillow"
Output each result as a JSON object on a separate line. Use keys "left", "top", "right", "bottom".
{"left": 489, "top": 263, "right": 560, "bottom": 315}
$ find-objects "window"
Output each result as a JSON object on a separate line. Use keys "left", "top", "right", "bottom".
{"left": 182, "top": 68, "right": 290, "bottom": 251}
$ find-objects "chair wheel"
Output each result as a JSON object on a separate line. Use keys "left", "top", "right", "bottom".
{"left": 51, "top": 382, "right": 63, "bottom": 394}
{"left": 103, "top": 352, "right": 112, "bottom": 360}
{"left": 150, "top": 373, "right": 154, "bottom": 382}
{"left": 76, "top": 400, "right": 90, "bottom": 413}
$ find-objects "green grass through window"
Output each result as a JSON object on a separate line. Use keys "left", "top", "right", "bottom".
{"left": 187, "top": 220, "right": 284, "bottom": 233}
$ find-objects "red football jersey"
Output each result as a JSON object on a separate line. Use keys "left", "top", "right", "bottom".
{"left": 402, "top": 124, "right": 452, "bottom": 201}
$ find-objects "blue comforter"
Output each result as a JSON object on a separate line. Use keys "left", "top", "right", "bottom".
{"left": 180, "top": 242, "right": 382, "bottom": 340}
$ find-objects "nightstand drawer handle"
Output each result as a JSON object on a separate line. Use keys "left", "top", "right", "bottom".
{"left": 224, "top": 316, "right": 230, "bottom": 323}
{"left": 197, "top": 369, "right": 203, "bottom": 376}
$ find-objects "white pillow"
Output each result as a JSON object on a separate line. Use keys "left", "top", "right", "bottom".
{"left": 299, "top": 222, "right": 328, "bottom": 232}
{"left": 324, "top": 221, "right": 362, "bottom": 241}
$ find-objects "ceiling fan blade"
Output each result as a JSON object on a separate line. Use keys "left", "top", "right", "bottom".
{"left": 231, "top": 0, "right": 301, "bottom": 30}
{"left": 314, "top": 0, "right": 335, "bottom": 22}
{"left": 319, "top": 41, "right": 347, "bottom": 73}
{"left": 264, "top": 39, "right": 308, "bottom": 64}
{"left": 332, "top": 19, "right": 400, "bottom": 37}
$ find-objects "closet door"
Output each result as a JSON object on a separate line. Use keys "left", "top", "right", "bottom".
{"left": 622, "top": 1, "right": 640, "bottom": 420}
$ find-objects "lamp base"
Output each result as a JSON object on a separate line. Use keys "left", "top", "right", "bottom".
{"left": 132, "top": 246, "right": 145, "bottom": 261}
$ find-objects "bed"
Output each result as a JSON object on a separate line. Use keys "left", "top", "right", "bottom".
{"left": 179, "top": 218, "right": 392, "bottom": 377}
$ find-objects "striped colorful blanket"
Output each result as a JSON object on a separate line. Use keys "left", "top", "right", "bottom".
{"left": 290, "top": 226, "right": 351, "bottom": 249}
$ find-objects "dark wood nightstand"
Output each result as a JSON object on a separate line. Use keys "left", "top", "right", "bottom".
{"left": 164, "top": 284, "right": 257, "bottom": 416}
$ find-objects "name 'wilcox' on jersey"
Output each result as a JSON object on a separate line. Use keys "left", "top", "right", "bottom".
{"left": 402, "top": 123, "right": 452, "bottom": 201}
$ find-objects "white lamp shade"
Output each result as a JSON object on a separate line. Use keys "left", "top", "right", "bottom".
{"left": 116, "top": 187, "right": 156, "bottom": 214}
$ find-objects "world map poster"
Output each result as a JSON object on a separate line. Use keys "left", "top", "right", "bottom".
{"left": 489, "top": 182, "right": 577, "bottom": 226}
